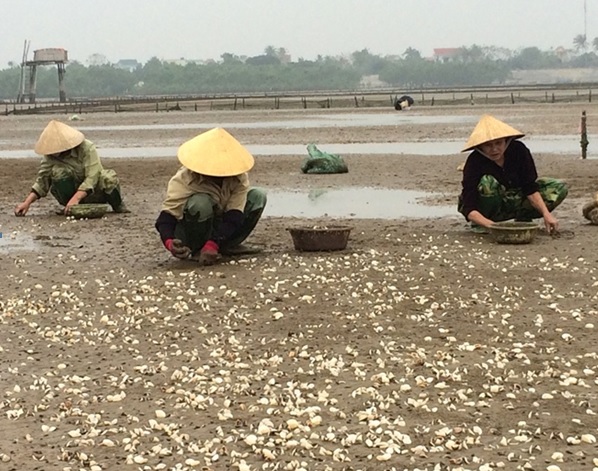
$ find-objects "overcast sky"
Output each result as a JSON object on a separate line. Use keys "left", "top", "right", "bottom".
{"left": 1, "top": 0, "right": 594, "bottom": 67}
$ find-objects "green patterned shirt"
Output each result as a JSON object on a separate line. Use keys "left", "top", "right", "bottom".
{"left": 32, "top": 139, "right": 103, "bottom": 197}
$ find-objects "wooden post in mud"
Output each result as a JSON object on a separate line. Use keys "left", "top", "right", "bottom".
{"left": 233, "top": 97, "right": 238, "bottom": 110}
{"left": 581, "top": 110, "right": 589, "bottom": 160}
{"left": 589, "top": 90, "right": 592, "bottom": 103}
{"left": 510, "top": 93, "right": 515, "bottom": 104}
{"left": 354, "top": 96, "right": 359, "bottom": 107}
{"left": 302, "top": 97, "right": 307, "bottom": 109}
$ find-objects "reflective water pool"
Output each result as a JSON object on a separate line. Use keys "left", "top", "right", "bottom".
{"left": 73, "top": 113, "right": 478, "bottom": 132}
{"left": 0, "top": 232, "right": 38, "bottom": 254}
{"left": 264, "top": 187, "right": 456, "bottom": 219}
{"left": 1, "top": 135, "right": 595, "bottom": 158}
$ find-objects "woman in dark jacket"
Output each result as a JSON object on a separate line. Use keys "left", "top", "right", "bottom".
{"left": 458, "top": 114, "right": 568, "bottom": 233}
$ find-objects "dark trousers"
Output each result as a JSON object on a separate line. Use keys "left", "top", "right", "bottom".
{"left": 174, "top": 188, "right": 267, "bottom": 253}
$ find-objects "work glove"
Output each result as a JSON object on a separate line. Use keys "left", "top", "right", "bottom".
{"left": 195, "top": 240, "right": 220, "bottom": 266}
{"left": 164, "top": 238, "right": 191, "bottom": 259}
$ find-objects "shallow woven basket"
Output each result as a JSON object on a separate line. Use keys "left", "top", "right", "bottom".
{"left": 287, "top": 225, "right": 352, "bottom": 251}
{"left": 489, "top": 221, "right": 539, "bottom": 244}
{"left": 69, "top": 204, "right": 109, "bottom": 219}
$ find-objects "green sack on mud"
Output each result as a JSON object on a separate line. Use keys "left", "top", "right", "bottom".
{"left": 301, "top": 144, "right": 349, "bottom": 174}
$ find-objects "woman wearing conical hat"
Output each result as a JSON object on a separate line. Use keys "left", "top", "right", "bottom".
{"left": 458, "top": 115, "right": 568, "bottom": 234}
{"left": 155, "top": 128, "right": 267, "bottom": 265}
{"left": 14, "top": 120, "right": 129, "bottom": 216}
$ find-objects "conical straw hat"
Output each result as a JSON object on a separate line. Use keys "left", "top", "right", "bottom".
{"left": 34, "top": 120, "right": 85, "bottom": 155}
{"left": 177, "top": 128, "right": 255, "bottom": 176}
{"left": 462, "top": 114, "right": 524, "bottom": 152}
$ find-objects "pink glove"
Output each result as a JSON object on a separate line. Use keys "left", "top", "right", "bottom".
{"left": 197, "top": 240, "right": 220, "bottom": 265}
{"left": 164, "top": 238, "right": 191, "bottom": 259}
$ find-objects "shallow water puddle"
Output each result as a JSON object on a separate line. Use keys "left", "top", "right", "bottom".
{"left": 74, "top": 113, "right": 477, "bottom": 132}
{"left": 264, "top": 187, "right": 456, "bottom": 219}
{"left": 0, "top": 232, "right": 38, "bottom": 254}
{"left": 2, "top": 135, "right": 596, "bottom": 158}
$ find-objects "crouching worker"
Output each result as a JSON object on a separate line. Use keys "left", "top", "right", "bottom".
{"left": 582, "top": 192, "right": 598, "bottom": 225}
{"left": 394, "top": 95, "right": 414, "bottom": 111}
{"left": 155, "top": 128, "right": 267, "bottom": 265}
{"left": 14, "top": 120, "right": 129, "bottom": 216}
{"left": 458, "top": 115, "right": 568, "bottom": 234}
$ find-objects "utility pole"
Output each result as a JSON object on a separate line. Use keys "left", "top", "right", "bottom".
{"left": 584, "top": 0, "right": 588, "bottom": 39}
{"left": 17, "top": 39, "right": 30, "bottom": 103}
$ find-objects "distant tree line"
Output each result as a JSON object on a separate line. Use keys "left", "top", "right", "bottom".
{"left": 2, "top": 43, "right": 598, "bottom": 100}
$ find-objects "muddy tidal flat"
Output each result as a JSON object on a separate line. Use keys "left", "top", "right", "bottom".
{"left": 1, "top": 104, "right": 598, "bottom": 471}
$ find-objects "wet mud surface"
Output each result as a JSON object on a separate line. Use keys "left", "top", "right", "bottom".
{"left": 1, "top": 104, "right": 598, "bottom": 470}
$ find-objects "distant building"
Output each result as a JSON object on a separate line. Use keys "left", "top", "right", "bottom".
{"left": 162, "top": 58, "right": 188, "bottom": 66}
{"left": 163, "top": 58, "right": 206, "bottom": 66}
{"left": 554, "top": 46, "right": 571, "bottom": 62}
{"left": 87, "top": 53, "right": 108, "bottom": 66}
{"left": 385, "top": 54, "right": 402, "bottom": 62}
{"left": 359, "top": 75, "right": 388, "bottom": 88}
{"left": 507, "top": 67, "right": 598, "bottom": 85}
{"left": 433, "top": 48, "right": 461, "bottom": 62}
{"left": 278, "top": 51, "right": 291, "bottom": 64}
{"left": 115, "top": 59, "right": 140, "bottom": 71}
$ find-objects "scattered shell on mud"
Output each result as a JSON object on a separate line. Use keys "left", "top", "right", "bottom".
{"left": 2, "top": 220, "right": 598, "bottom": 470}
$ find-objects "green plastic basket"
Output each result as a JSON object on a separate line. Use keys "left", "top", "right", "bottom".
{"left": 69, "top": 204, "right": 109, "bottom": 219}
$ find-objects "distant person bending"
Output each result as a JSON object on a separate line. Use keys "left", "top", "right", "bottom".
{"left": 14, "top": 120, "right": 129, "bottom": 216}
{"left": 394, "top": 95, "right": 414, "bottom": 111}
{"left": 154, "top": 128, "right": 267, "bottom": 266}
{"left": 458, "top": 114, "right": 568, "bottom": 233}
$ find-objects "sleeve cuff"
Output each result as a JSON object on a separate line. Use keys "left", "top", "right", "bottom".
{"left": 155, "top": 211, "right": 178, "bottom": 243}
{"left": 77, "top": 186, "right": 93, "bottom": 195}
{"left": 31, "top": 185, "right": 46, "bottom": 198}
